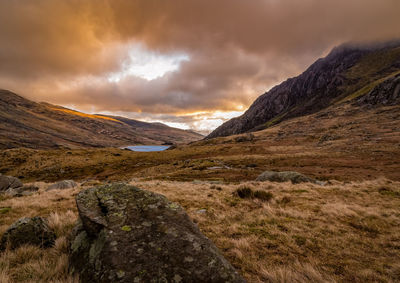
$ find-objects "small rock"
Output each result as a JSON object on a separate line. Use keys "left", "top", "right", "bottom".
{"left": 0, "top": 217, "right": 56, "bottom": 251}
{"left": 207, "top": 166, "right": 224, "bottom": 170}
{"left": 46, "top": 180, "right": 77, "bottom": 191}
{"left": 0, "top": 174, "right": 23, "bottom": 192}
{"left": 69, "top": 183, "right": 244, "bottom": 282}
{"left": 196, "top": 209, "right": 207, "bottom": 214}
{"left": 256, "top": 170, "right": 326, "bottom": 185}
{"left": 5, "top": 185, "right": 39, "bottom": 197}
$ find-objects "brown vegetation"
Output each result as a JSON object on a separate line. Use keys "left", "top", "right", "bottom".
{"left": 0, "top": 95, "right": 399, "bottom": 282}
{"left": 1, "top": 178, "right": 399, "bottom": 282}
{"left": 1, "top": 103, "right": 399, "bottom": 183}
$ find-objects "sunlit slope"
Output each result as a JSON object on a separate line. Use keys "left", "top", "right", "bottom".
{"left": 0, "top": 90, "right": 202, "bottom": 149}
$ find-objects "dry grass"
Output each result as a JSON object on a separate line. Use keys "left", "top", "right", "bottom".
{"left": 131, "top": 178, "right": 400, "bottom": 282}
{"left": 50, "top": 107, "right": 122, "bottom": 123}
{"left": 1, "top": 104, "right": 399, "bottom": 184}
{"left": 0, "top": 178, "right": 399, "bottom": 282}
{"left": 0, "top": 184, "right": 79, "bottom": 283}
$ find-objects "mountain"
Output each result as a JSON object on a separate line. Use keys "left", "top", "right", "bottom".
{"left": 0, "top": 90, "right": 202, "bottom": 149}
{"left": 207, "top": 41, "right": 400, "bottom": 138}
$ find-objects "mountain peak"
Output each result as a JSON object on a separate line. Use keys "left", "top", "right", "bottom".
{"left": 207, "top": 40, "right": 400, "bottom": 139}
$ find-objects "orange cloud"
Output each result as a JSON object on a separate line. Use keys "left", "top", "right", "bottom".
{"left": 0, "top": 0, "right": 399, "bottom": 129}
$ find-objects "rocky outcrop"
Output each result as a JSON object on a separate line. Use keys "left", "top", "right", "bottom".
{"left": 357, "top": 73, "right": 400, "bottom": 106}
{"left": 0, "top": 174, "right": 23, "bottom": 192}
{"left": 0, "top": 175, "right": 37, "bottom": 197}
{"left": 69, "top": 183, "right": 245, "bottom": 283}
{"left": 0, "top": 217, "right": 56, "bottom": 251}
{"left": 5, "top": 185, "right": 39, "bottom": 197}
{"left": 46, "top": 180, "right": 77, "bottom": 191}
{"left": 256, "top": 171, "right": 326, "bottom": 185}
{"left": 207, "top": 41, "right": 400, "bottom": 138}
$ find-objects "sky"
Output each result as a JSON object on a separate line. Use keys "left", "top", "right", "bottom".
{"left": 0, "top": 0, "right": 399, "bottom": 134}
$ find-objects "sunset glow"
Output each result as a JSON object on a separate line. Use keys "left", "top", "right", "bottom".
{"left": 1, "top": 0, "right": 399, "bottom": 132}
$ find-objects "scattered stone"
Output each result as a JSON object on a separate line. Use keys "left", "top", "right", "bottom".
{"left": 196, "top": 209, "right": 207, "bottom": 214}
{"left": 0, "top": 217, "right": 56, "bottom": 251}
{"left": 69, "top": 183, "right": 245, "bottom": 283}
{"left": 207, "top": 166, "right": 225, "bottom": 170}
{"left": 256, "top": 171, "right": 326, "bottom": 185}
{"left": 4, "top": 185, "right": 39, "bottom": 197}
{"left": 0, "top": 174, "right": 23, "bottom": 192}
{"left": 46, "top": 180, "right": 77, "bottom": 191}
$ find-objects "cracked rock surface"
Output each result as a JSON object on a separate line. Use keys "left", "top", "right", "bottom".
{"left": 69, "top": 183, "right": 245, "bottom": 283}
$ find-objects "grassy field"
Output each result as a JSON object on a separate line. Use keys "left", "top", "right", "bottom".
{"left": 1, "top": 103, "right": 399, "bottom": 183}
{"left": 0, "top": 178, "right": 399, "bottom": 282}
{"left": 0, "top": 103, "right": 399, "bottom": 282}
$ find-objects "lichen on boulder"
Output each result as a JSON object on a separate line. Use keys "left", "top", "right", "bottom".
{"left": 69, "top": 183, "right": 245, "bottom": 282}
{"left": 0, "top": 217, "right": 56, "bottom": 251}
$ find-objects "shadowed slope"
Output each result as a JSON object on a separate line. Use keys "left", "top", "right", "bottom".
{"left": 208, "top": 41, "right": 400, "bottom": 138}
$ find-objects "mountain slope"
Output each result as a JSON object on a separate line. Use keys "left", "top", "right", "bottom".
{"left": 0, "top": 90, "right": 202, "bottom": 149}
{"left": 207, "top": 41, "right": 400, "bottom": 138}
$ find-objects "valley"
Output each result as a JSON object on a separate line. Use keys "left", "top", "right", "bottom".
{"left": 1, "top": 40, "right": 399, "bottom": 283}
{"left": 0, "top": 90, "right": 202, "bottom": 149}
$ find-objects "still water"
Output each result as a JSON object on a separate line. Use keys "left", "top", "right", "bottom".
{"left": 123, "top": 145, "right": 171, "bottom": 152}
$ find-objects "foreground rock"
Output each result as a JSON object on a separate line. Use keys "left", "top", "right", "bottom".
{"left": 0, "top": 174, "right": 23, "bottom": 192}
{"left": 256, "top": 171, "right": 326, "bottom": 185}
{"left": 0, "top": 217, "right": 56, "bottom": 251}
{"left": 46, "top": 180, "right": 77, "bottom": 191}
{"left": 69, "top": 183, "right": 245, "bottom": 283}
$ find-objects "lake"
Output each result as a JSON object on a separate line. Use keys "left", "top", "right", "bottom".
{"left": 123, "top": 145, "right": 171, "bottom": 152}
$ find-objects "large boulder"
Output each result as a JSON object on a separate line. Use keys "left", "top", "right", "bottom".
{"left": 0, "top": 217, "right": 56, "bottom": 251}
{"left": 0, "top": 174, "right": 23, "bottom": 192}
{"left": 46, "top": 180, "right": 77, "bottom": 191}
{"left": 256, "top": 171, "right": 325, "bottom": 185}
{"left": 69, "top": 183, "right": 245, "bottom": 283}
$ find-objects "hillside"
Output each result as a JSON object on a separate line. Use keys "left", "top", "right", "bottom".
{"left": 208, "top": 41, "right": 400, "bottom": 138}
{"left": 1, "top": 91, "right": 400, "bottom": 281}
{"left": 0, "top": 90, "right": 202, "bottom": 149}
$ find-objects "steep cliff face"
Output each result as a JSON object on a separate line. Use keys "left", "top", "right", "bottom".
{"left": 207, "top": 41, "right": 400, "bottom": 138}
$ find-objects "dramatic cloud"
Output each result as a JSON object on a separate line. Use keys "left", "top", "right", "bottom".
{"left": 1, "top": 0, "right": 399, "bottom": 131}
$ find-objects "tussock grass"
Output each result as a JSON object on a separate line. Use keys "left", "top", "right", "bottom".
{"left": 235, "top": 186, "right": 273, "bottom": 202}
{"left": 0, "top": 184, "right": 80, "bottom": 283}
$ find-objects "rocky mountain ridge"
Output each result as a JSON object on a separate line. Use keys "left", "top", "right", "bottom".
{"left": 207, "top": 41, "right": 400, "bottom": 138}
